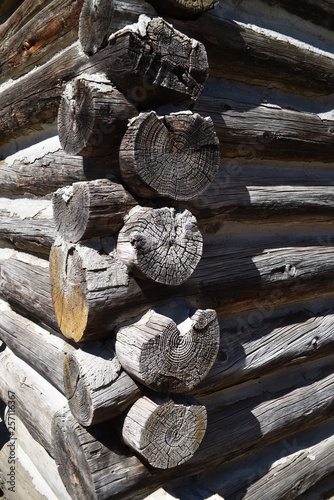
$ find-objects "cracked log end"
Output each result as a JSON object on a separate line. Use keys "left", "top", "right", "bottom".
{"left": 115, "top": 307, "right": 220, "bottom": 393}
{"left": 117, "top": 206, "right": 203, "bottom": 286}
{"left": 57, "top": 75, "right": 137, "bottom": 156}
{"left": 79, "top": 0, "right": 115, "bottom": 55}
{"left": 122, "top": 395, "right": 207, "bottom": 469}
{"left": 52, "top": 179, "right": 137, "bottom": 243}
{"left": 119, "top": 111, "right": 220, "bottom": 200}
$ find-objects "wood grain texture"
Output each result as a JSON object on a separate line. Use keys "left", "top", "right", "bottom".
{"left": 122, "top": 395, "right": 207, "bottom": 469}
{"left": 53, "top": 179, "right": 136, "bottom": 243}
{"left": 117, "top": 206, "right": 203, "bottom": 286}
{"left": 58, "top": 75, "right": 137, "bottom": 156}
{"left": 115, "top": 306, "right": 219, "bottom": 393}
{"left": 119, "top": 111, "right": 220, "bottom": 200}
{"left": 148, "top": 0, "right": 215, "bottom": 18}
{"left": 64, "top": 342, "right": 142, "bottom": 426}
{"left": 261, "top": 0, "right": 334, "bottom": 30}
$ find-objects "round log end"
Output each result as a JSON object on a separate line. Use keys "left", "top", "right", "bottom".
{"left": 79, "top": 0, "right": 115, "bottom": 55}
{"left": 119, "top": 111, "right": 220, "bottom": 201}
{"left": 117, "top": 206, "right": 203, "bottom": 286}
{"left": 122, "top": 395, "right": 207, "bottom": 469}
{"left": 53, "top": 183, "right": 90, "bottom": 243}
{"left": 116, "top": 307, "right": 220, "bottom": 393}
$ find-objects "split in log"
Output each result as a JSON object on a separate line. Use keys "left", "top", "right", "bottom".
{"left": 0, "top": 0, "right": 84, "bottom": 85}
{"left": 122, "top": 394, "right": 207, "bottom": 469}
{"left": 57, "top": 74, "right": 137, "bottom": 156}
{"left": 115, "top": 305, "right": 219, "bottom": 393}
{"left": 148, "top": 0, "right": 215, "bottom": 18}
{"left": 63, "top": 341, "right": 142, "bottom": 426}
{"left": 52, "top": 179, "right": 136, "bottom": 243}
{"left": 0, "top": 299, "right": 74, "bottom": 395}
{"left": 106, "top": 15, "right": 208, "bottom": 106}
{"left": 0, "top": 345, "right": 67, "bottom": 456}
{"left": 117, "top": 206, "right": 203, "bottom": 286}
{"left": 119, "top": 111, "right": 220, "bottom": 201}
{"left": 0, "top": 197, "right": 55, "bottom": 254}
{"left": 52, "top": 407, "right": 151, "bottom": 500}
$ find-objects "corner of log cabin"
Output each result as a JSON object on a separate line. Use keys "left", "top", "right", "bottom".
{"left": 1, "top": 0, "right": 334, "bottom": 498}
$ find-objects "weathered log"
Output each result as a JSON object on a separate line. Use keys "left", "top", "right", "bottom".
{"left": 0, "top": 197, "right": 55, "bottom": 254}
{"left": 0, "top": 136, "right": 119, "bottom": 196}
{"left": 0, "top": 345, "right": 67, "bottom": 456}
{"left": 148, "top": 0, "right": 215, "bottom": 18}
{"left": 0, "top": 0, "right": 84, "bottom": 85}
{"left": 52, "top": 407, "right": 151, "bottom": 500}
{"left": 0, "top": 299, "right": 74, "bottom": 394}
{"left": 53, "top": 179, "right": 136, "bottom": 243}
{"left": 117, "top": 206, "right": 203, "bottom": 286}
{"left": 64, "top": 341, "right": 142, "bottom": 426}
{"left": 119, "top": 111, "right": 220, "bottom": 201}
{"left": 115, "top": 305, "right": 219, "bottom": 393}
{"left": 58, "top": 74, "right": 137, "bottom": 156}
{"left": 0, "top": 0, "right": 51, "bottom": 39}
{"left": 261, "top": 0, "right": 334, "bottom": 31}
{"left": 0, "top": 250, "right": 59, "bottom": 331}
{"left": 122, "top": 394, "right": 207, "bottom": 469}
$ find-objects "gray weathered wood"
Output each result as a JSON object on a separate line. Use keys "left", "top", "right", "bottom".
{"left": 115, "top": 305, "right": 219, "bottom": 393}
{"left": 64, "top": 342, "right": 142, "bottom": 426}
{"left": 119, "top": 111, "right": 220, "bottom": 201}
{"left": 53, "top": 179, "right": 136, "bottom": 243}
{"left": 58, "top": 74, "right": 137, "bottom": 156}
{"left": 0, "top": 299, "right": 73, "bottom": 395}
{"left": 261, "top": 0, "right": 334, "bottom": 30}
{"left": 117, "top": 206, "right": 203, "bottom": 286}
{"left": 148, "top": 0, "right": 215, "bottom": 18}
{"left": 52, "top": 407, "right": 151, "bottom": 499}
{"left": 122, "top": 394, "right": 207, "bottom": 469}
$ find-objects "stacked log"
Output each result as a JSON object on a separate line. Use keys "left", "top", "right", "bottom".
{"left": 1, "top": 0, "right": 334, "bottom": 498}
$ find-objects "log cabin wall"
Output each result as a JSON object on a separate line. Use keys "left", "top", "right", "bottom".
{"left": 1, "top": 0, "right": 334, "bottom": 498}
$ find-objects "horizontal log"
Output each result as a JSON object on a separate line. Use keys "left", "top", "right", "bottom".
{"left": 119, "top": 111, "right": 220, "bottom": 201}
{"left": 58, "top": 74, "right": 137, "bottom": 156}
{"left": 52, "top": 407, "right": 151, "bottom": 499}
{"left": 148, "top": 0, "right": 215, "bottom": 18}
{"left": 0, "top": 136, "right": 120, "bottom": 196}
{"left": 53, "top": 179, "right": 136, "bottom": 243}
{"left": 0, "top": 0, "right": 84, "bottom": 85}
{"left": 0, "top": 345, "right": 67, "bottom": 455}
{"left": 261, "top": 0, "right": 334, "bottom": 30}
{"left": 0, "top": 197, "right": 55, "bottom": 254}
{"left": 0, "top": 0, "right": 52, "bottom": 39}
{"left": 117, "top": 206, "right": 203, "bottom": 286}
{"left": 115, "top": 305, "right": 219, "bottom": 393}
{"left": 64, "top": 342, "right": 142, "bottom": 426}
{"left": 122, "top": 394, "right": 207, "bottom": 469}
{"left": 0, "top": 299, "right": 73, "bottom": 394}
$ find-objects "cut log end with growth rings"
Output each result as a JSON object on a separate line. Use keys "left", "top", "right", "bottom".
{"left": 115, "top": 306, "right": 220, "bottom": 393}
{"left": 119, "top": 111, "right": 220, "bottom": 201}
{"left": 122, "top": 395, "right": 207, "bottom": 469}
{"left": 117, "top": 206, "right": 203, "bottom": 286}
{"left": 79, "top": 0, "right": 115, "bottom": 55}
{"left": 57, "top": 74, "right": 137, "bottom": 156}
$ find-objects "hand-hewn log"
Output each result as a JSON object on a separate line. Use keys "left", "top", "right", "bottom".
{"left": 58, "top": 74, "right": 137, "bottom": 156}
{"left": 0, "top": 0, "right": 84, "bottom": 85}
{"left": 115, "top": 305, "right": 219, "bottom": 393}
{"left": 0, "top": 198, "right": 55, "bottom": 254}
{"left": 122, "top": 395, "right": 207, "bottom": 469}
{"left": 0, "top": 250, "right": 59, "bottom": 331}
{"left": 0, "top": 136, "right": 119, "bottom": 196}
{"left": 119, "top": 111, "right": 220, "bottom": 201}
{"left": 0, "top": 345, "right": 67, "bottom": 456}
{"left": 148, "top": 0, "right": 215, "bottom": 18}
{"left": 106, "top": 15, "right": 208, "bottom": 106}
{"left": 117, "top": 206, "right": 203, "bottom": 286}
{"left": 52, "top": 407, "right": 151, "bottom": 500}
{"left": 64, "top": 341, "right": 142, "bottom": 426}
{"left": 0, "top": 299, "right": 74, "bottom": 395}
{"left": 53, "top": 179, "right": 136, "bottom": 243}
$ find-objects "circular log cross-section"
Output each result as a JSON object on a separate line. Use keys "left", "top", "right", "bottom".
{"left": 115, "top": 307, "right": 220, "bottom": 393}
{"left": 149, "top": 0, "right": 215, "bottom": 18}
{"left": 52, "top": 179, "right": 137, "bottom": 243}
{"left": 119, "top": 111, "right": 220, "bottom": 201}
{"left": 122, "top": 395, "right": 207, "bottom": 469}
{"left": 64, "top": 342, "right": 142, "bottom": 426}
{"left": 58, "top": 75, "right": 137, "bottom": 156}
{"left": 117, "top": 206, "right": 203, "bottom": 286}
{"left": 79, "top": 0, "right": 115, "bottom": 55}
